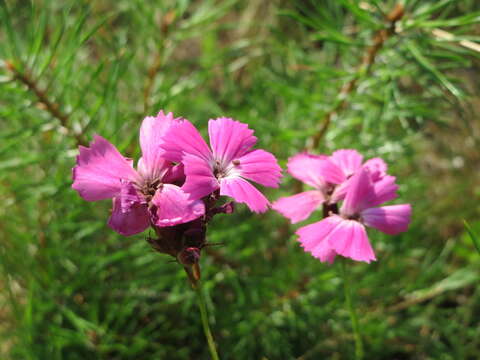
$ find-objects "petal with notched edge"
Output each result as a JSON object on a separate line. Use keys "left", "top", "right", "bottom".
{"left": 219, "top": 177, "right": 269, "bottom": 213}
{"left": 72, "top": 135, "right": 137, "bottom": 201}
{"left": 296, "top": 216, "right": 343, "bottom": 264}
{"left": 208, "top": 117, "right": 257, "bottom": 164}
{"left": 287, "top": 152, "right": 329, "bottom": 189}
{"left": 160, "top": 119, "right": 212, "bottom": 162}
{"left": 330, "top": 149, "right": 363, "bottom": 178}
{"left": 272, "top": 191, "right": 324, "bottom": 224}
{"left": 236, "top": 149, "right": 282, "bottom": 188}
{"left": 327, "top": 219, "right": 376, "bottom": 263}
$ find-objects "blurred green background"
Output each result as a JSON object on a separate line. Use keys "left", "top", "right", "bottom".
{"left": 1, "top": 0, "right": 480, "bottom": 359}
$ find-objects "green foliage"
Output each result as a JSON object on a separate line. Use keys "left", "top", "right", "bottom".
{"left": 464, "top": 221, "right": 480, "bottom": 254}
{"left": 1, "top": 0, "right": 479, "bottom": 359}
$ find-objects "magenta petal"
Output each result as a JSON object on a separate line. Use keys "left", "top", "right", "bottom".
{"left": 272, "top": 191, "right": 324, "bottom": 224}
{"left": 219, "top": 177, "right": 269, "bottom": 213}
{"left": 318, "top": 158, "right": 346, "bottom": 184}
{"left": 330, "top": 149, "right": 363, "bottom": 177}
{"left": 330, "top": 179, "right": 350, "bottom": 203}
{"left": 160, "top": 119, "right": 212, "bottom": 162}
{"left": 287, "top": 152, "right": 328, "bottom": 189}
{"left": 296, "top": 216, "right": 342, "bottom": 264}
{"left": 181, "top": 153, "right": 219, "bottom": 200}
{"left": 162, "top": 163, "right": 185, "bottom": 185}
{"left": 327, "top": 219, "right": 376, "bottom": 263}
{"left": 152, "top": 184, "right": 205, "bottom": 227}
{"left": 237, "top": 149, "right": 282, "bottom": 188}
{"left": 138, "top": 111, "right": 178, "bottom": 179}
{"left": 363, "top": 157, "right": 387, "bottom": 182}
{"left": 208, "top": 118, "right": 257, "bottom": 163}
{"left": 362, "top": 204, "right": 412, "bottom": 235}
{"left": 367, "top": 175, "right": 399, "bottom": 207}
{"left": 108, "top": 198, "right": 150, "bottom": 236}
{"left": 119, "top": 181, "right": 144, "bottom": 213}
{"left": 341, "top": 167, "right": 376, "bottom": 216}
{"left": 72, "top": 135, "right": 138, "bottom": 201}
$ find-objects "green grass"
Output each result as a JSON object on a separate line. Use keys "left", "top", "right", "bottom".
{"left": 1, "top": 0, "right": 480, "bottom": 359}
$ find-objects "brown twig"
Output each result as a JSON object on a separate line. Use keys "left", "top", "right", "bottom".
{"left": 307, "top": 3, "right": 404, "bottom": 151}
{"left": 5, "top": 61, "right": 86, "bottom": 146}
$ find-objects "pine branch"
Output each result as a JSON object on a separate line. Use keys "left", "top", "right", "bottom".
{"left": 307, "top": 3, "right": 405, "bottom": 151}
{"left": 5, "top": 61, "right": 86, "bottom": 146}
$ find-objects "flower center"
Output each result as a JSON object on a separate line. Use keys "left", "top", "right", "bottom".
{"left": 325, "top": 184, "right": 335, "bottom": 196}
{"left": 138, "top": 178, "right": 163, "bottom": 202}
{"left": 213, "top": 159, "right": 240, "bottom": 179}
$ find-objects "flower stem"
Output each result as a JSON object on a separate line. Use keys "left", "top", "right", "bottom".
{"left": 194, "top": 280, "right": 220, "bottom": 360}
{"left": 340, "top": 259, "right": 364, "bottom": 360}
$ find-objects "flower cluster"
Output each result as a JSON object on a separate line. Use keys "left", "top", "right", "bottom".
{"left": 272, "top": 150, "right": 411, "bottom": 264}
{"left": 72, "top": 111, "right": 282, "bottom": 266}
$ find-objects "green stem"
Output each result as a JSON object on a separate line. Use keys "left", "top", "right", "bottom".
{"left": 340, "top": 259, "right": 364, "bottom": 360}
{"left": 195, "top": 280, "right": 220, "bottom": 360}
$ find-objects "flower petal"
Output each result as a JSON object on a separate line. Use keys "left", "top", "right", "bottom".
{"left": 363, "top": 157, "right": 387, "bottom": 182}
{"left": 72, "top": 135, "right": 137, "bottom": 201}
{"left": 219, "top": 177, "right": 269, "bottom": 213}
{"left": 119, "top": 181, "right": 144, "bottom": 213}
{"left": 162, "top": 163, "right": 185, "bottom": 185}
{"left": 108, "top": 197, "right": 150, "bottom": 236}
{"left": 327, "top": 219, "right": 376, "bottom": 263}
{"left": 330, "top": 149, "right": 363, "bottom": 177}
{"left": 272, "top": 191, "right": 324, "bottom": 224}
{"left": 208, "top": 117, "right": 257, "bottom": 164}
{"left": 160, "top": 119, "right": 212, "bottom": 162}
{"left": 287, "top": 152, "right": 329, "bottom": 189}
{"left": 151, "top": 184, "right": 205, "bottom": 227}
{"left": 138, "top": 111, "right": 179, "bottom": 180}
{"left": 318, "top": 158, "right": 346, "bottom": 185}
{"left": 368, "top": 175, "right": 398, "bottom": 207}
{"left": 296, "top": 216, "right": 342, "bottom": 264}
{"left": 181, "top": 153, "right": 219, "bottom": 200}
{"left": 362, "top": 204, "right": 412, "bottom": 235}
{"left": 236, "top": 149, "right": 282, "bottom": 188}
{"left": 341, "top": 167, "right": 376, "bottom": 216}
{"left": 330, "top": 179, "right": 350, "bottom": 203}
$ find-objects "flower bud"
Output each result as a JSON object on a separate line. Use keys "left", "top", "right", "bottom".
{"left": 178, "top": 247, "right": 201, "bottom": 266}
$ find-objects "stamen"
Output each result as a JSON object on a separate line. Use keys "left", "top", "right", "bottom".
{"left": 139, "top": 178, "right": 163, "bottom": 198}
{"left": 212, "top": 158, "right": 239, "bottom": 179}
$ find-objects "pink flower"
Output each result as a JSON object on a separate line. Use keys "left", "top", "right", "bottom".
{"left": 296, "top": 167, "right": 411, "bottom": 264}
{"left": 318, "top": 149, "right": 389, "bottom": 202}
{"left": 272, "top": 153, "right": 330, "bottom": 223}
{"left": 72, "top": 111, "right": 205, "bottom": 236}
{"left": 159, "top": 117, "right": 282, "bottom": 213}
{"left": 272, "top": 150, "right": 393, "bottom": 223}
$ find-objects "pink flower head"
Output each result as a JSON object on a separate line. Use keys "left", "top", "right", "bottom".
{"left": 272, "top": 149, "right": 393, "bottom": 223}
{"left": 72, "top": 111, "right": 205, "bottom": 236}
{"left": 272, "top": 153, "right": 330, "bottom": 223}
{"left": 318, "top": 149, "right": 389, "bottom": 202}
{"left": 296, "top": 167, "right": 411, "bottom": 264}
{"left": 159, "top": 117, "right": 282, "bottom": 213}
